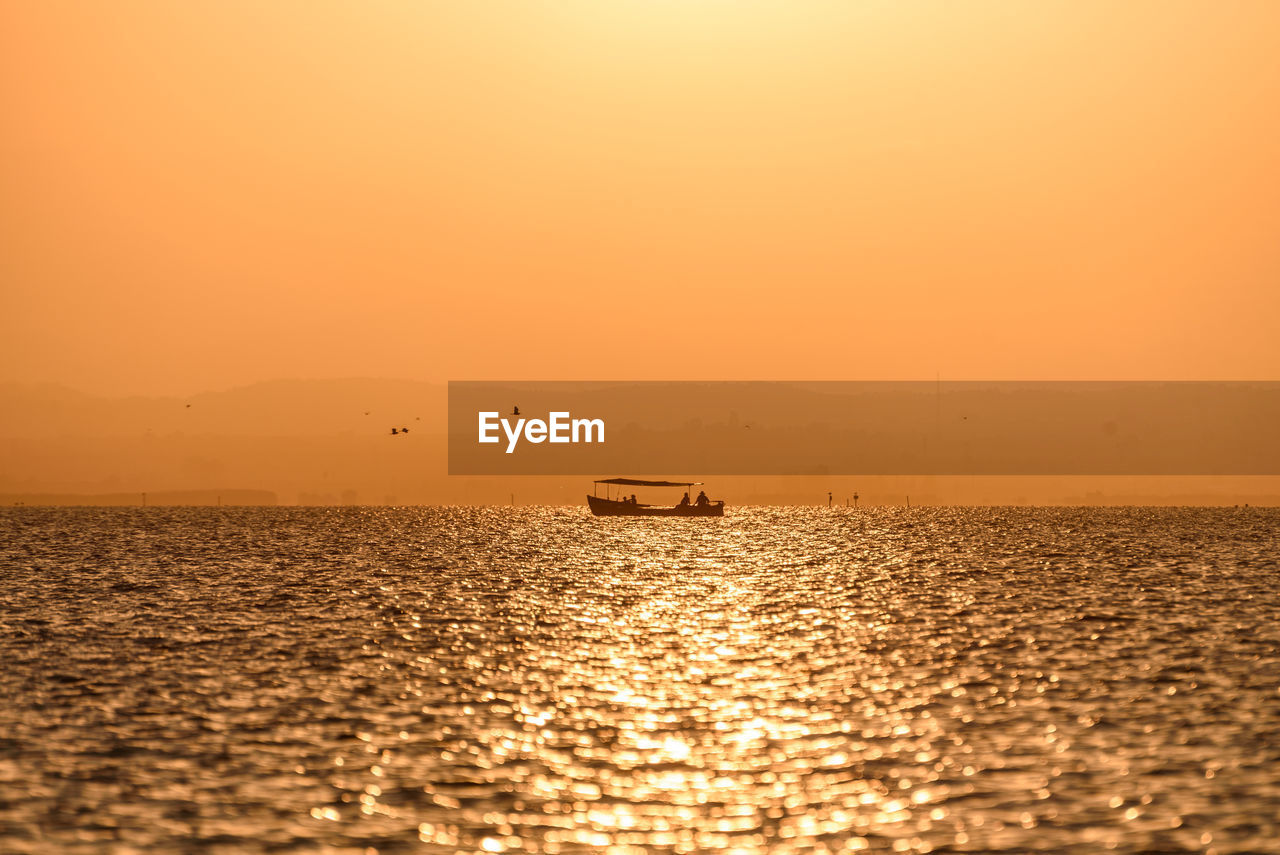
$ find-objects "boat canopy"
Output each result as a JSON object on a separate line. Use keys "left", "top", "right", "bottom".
{"left": 593, "top": 478, "right": 702, "bottom": 487}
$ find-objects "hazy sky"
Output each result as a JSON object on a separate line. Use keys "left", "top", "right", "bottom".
{"left": 3, "top": 1, "right": 1278, "bottom": 396}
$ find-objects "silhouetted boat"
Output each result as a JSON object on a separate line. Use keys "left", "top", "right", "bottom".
{"left": 588, "top": 478, "right": 725, "bottom": 517}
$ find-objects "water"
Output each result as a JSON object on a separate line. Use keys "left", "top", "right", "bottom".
{"left": 1, "top": 506, "right": 1278, "bottom": 854}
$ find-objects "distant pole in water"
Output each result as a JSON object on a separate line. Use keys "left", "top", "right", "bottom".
{"left": 853, "top": 492, "right": 859, "bottom": 508}
{"left": 828, "top": 491, "right": 832, "bottom": 508}
{"left": 510, "top": 493, "right": 515, "bottom": 506}
{"left": 906, "top": 495, "right": 910, "bottom": 508}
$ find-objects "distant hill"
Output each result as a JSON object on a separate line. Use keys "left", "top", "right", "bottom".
{"left": 0, "top": 378, "right": 448, "bottom": 502}
{"left": 1, "top": 489, "right": 277, "bottom": 506}
{"left": 0, "top": 378, "right": 446, "bottom": 438}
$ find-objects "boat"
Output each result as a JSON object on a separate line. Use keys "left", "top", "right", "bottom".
{"left": 588, "top": 478, "right": 725, "bottom": 517}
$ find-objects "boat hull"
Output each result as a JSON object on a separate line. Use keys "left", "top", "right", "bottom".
{"left": 588, "top": 495, "right": 724, "bottom": 517}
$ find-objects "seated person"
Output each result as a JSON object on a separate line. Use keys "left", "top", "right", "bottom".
{"left": 678, "top": 492, "right": 690, "bottom": 506}
{"left": 695, "top": 490, "right": 709, "bottom": 506}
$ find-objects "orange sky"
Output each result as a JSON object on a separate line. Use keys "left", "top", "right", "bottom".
{"left": 3, "top": 1, "right": 1278, "bottom": 396}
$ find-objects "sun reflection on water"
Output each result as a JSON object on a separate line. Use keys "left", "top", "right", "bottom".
{"left": 325, "top": 510, "right": 969, "bottom": 853}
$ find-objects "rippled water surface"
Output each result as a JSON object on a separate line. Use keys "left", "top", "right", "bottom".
{"left": 2, "top": 506, "right": 1278, "bottom": 854}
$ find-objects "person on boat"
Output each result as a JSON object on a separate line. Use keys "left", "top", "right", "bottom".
{"left": 630, "top": 494, "right": 638, "bottom": 504}
{"left": 695, "top": 490, "right": 709, "bottom": 506}
{"left": 679, "top": 492, "right": 690, "bottom": 506}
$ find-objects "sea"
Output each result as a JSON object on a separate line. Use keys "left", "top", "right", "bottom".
{"left": 1, "top": 506, "right": 1277, "bottom": 855}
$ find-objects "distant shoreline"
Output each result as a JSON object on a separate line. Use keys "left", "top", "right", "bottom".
{"left": 3, "top": 496, "right": 1276, "bottom": 509}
